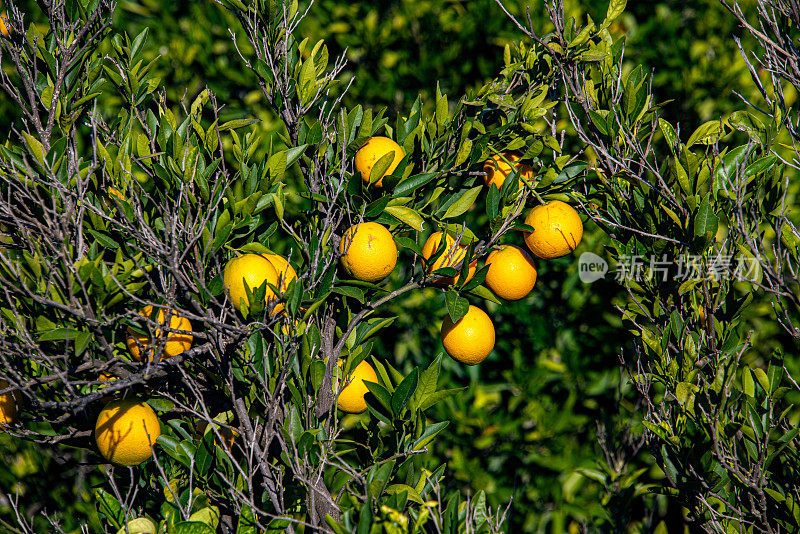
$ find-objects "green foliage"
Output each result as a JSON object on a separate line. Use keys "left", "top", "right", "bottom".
{"left": 2, "top": 0, "right": 800, "bottom": 533}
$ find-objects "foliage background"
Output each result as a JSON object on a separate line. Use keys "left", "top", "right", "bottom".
{"left": 1, "top": 0, "right": 791, "bottom": 532}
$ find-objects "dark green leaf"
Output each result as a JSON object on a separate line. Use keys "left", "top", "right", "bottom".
{"left": 391, "top": 368, "right": 418, "bottom": 415}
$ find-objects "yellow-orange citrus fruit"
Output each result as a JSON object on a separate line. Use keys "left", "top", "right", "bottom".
{"left": 523, "top": 201, "right": 583, "bottom": 259}
{"left": 223, "top": 253, "right": 279, "bottom": 314}
{"left": 217, "top": 426, "right": 239, "bottom": 451}
{"left": 0, "top": 13, "right": 9, "bottom": 37}
{"left": 354, "top": 136, "right": 404, "bottom": 187}
{"left": 126, "top": 305, "right": 193, "bottom": 362}
{"left": 485, "top": 245, "right": 538, "bottom": 300}
{"left": 421, "top": 231, "right": 476, "bottom": 286}
{"left": 337, "top": 360, "right": 378, "bottom": 414}
{"left": 98, "top": 373, "right": 118, "bottom": 404}
{"left": 261, "top": 253, "right": 297, "bottom": 293}
{"left": 0, "top": 380, "right": 19, "bottom": 425}
{"left": 198, "top": 422, "right": 239, "bottom": 451}
{"left": 339, "top": 222, "right": 397, "bottom": 282}
{"left": 441, "top": 305, "right": 495, "bottom": 365}
{"left": 95, "top": 399, "right": 161, "bottom": 466}
{"left": 262, "top": 253, "right": 298, "bottom": 314}
{"left": 483, "top": 152, "right": 533, "bottom": 191}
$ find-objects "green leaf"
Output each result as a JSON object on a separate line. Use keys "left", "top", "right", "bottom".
{"left": 391, "top": 368, "right": 418, "bottom": 415}
{"left": 674, "top": 157, "right": 691, "bottom": 194}
{"left": 581, "top": 45, "right": 608, "bottom": 62}
{"left": 237, "top": 506, "right": 257, "bottom": 534}
{"left": 384, "top": 205, "right": 425, "bottom": 231}
{"left": 22, "top": 132, "right": 45, "bottom": 164}
{"left": 394, "top": 236, "right": 423, "bottom": 256}
{"left": 172, "top": 522, "right": 216, "bottom": 534}
{"left": 325, "top": 516, "right": 352, "bottom": 534}
{"left": 367, "top": 459, "right": 396, "bottom": 500}
{"left": 87, "top": 229, "right": 121, "bottom": 250}
{"left": 442, "top": 186, "right": 482, "bottom": 219}
{"left": 386, "top": 483, "right": 424, "bottom": 504}
{"left": 686, "top": 120, "right": 723, "bottom": 147}
{"left": 444, "top": 291, "right": 469, "bottom": 323}
{"left": 219, "top": 118, "right": 260, "bottom": 132}
{"left": 412, "top": 354, "right": 441, "bottom": 410}
{"left": 116, "top": 518, "right": 156, "bottom": 534}
{"left": 331, "top": 286, "right": 365, "bottom": 303}
{"left": 768, "top": 349, "right": 785, "bottom": 394}
{"left": 394, "top": 172, "right": 438, "bottom": 197}
{"left": 369, "top": 151, "right": 398, "bottom": 185}
{"left": 357, "top": 503, "right": 373, "bottom": 534}
{"left": 753, "top": 368, "right": 770, "bottom": 394}
{"left": 742, "top": 367, "right": 755, "bottom": 397}
{"left": 95, "top": 489, "right": 124, "bottom": 528}
{"left": 602, "top": 0, "right": 626, "bottom": 28}
{"left": 454, "top": 138, "right": 472, "bottom": 167}
{"left": 188, "top": 507, "right": 220, "bottom": 529}
{"left": 75, "top": 331, "right": 92, "bottom": 356}
{"left": 693, "top": 196, "right": 718, "bottom": 237}
{"left": 364, "top": 380, "right": 393, "bottom": 412}
{"left": 743, "top": 155, "right": 777, "bottom": 179}
{"left": 412, "top": 420, "right": 449, "bottom": 450}
{"left": 435, "top": 84, "right": 449, "bottom": 127}
{"left": 468, "top": 284, "right": 502, "bottom": 304}
{"left": 659, "top": 119, "right": 677, "bottom": 152}
{"left": 675, "top": 382, "right": 695, "bottom": 405}
{"left": 38, "top": 327, "right": 78, "bottom": 342}
{"left": 589, "top": 111, "right": 609, "bottom": 135}
{"left": 419, "top": 388, "right": 464, "bottom": 411}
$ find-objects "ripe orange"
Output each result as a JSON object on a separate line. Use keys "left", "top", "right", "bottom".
{"left": 485, "top": 245, "right": 537, "bottom": 300}
{"left": 354, "top": 136, "right": 404, "bottom": 187}
{"left": 126, "top": 306, "right": 193, "bottom": 362}
{"left": 0, "top": 380, "right": 20, "bottom": 425}
{"left": 339, "top": 222, "right": 397, "bottom": 282}
{"left": 216, "top": 426, "right": 239, "bottom": 451}
{"left": 98, "top": 373, "right": 118, "bottom": 404}
{"left": 0, "top": 13, "right": 9, "bottom": 37}
{"left": 223, "top": 253, "right": 279, "bottom": 314}
{"left": 441, "top": 305, "right": 495, "bottom": 365}
{"left": 337, "top": 360, "right": 378, "bottom": 414}
{"left": 95, "top": 399, "right": 161, "bottom": 466}
{"left": 523, "top": 201, "right": 583, "bottom": 259}
{"left": 262, "top": 253, "right": 298, "bottom": 314}
{"left": 421, "top": 231, "right": 476, "bottom": 286}
{"left": 483, "top": 152, "right": 533, "bottom": 191}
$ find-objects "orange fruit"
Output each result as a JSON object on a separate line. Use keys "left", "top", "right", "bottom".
{"left": 216, "top": 426, "right": 239, "bottom": 451}
{"left": 339, "top": 222, "right": 397, "bottom": 282}
{"left": 223, "top": 253, "right": 280, "bottom": 314}
{"left": 262, "top": 253, "right": 298, "bottom": 314}
{"left": 98, "top": 373, "right": 118, "bottom": 404}
{"left": 523, "top": 201, "right": 583, "bottom": 259}
{"left": 354, "top": 136, "right": 405, "bottom": 187}
{"left": 95, "top": 399, "right": 161, "bottom": 466}
{"left": 198, "top": 422, "right": 239, "bottom": 451}
{"left": 0, "top": 380, "right": 20, "bottom": 425}
{"left": 421, "top": 231, "right": 476, "bottom": 286}
{"left": 126, "top": 306, "right": 193, "bottom": 362}
{"left": 337, "top": 360, "right": 378, "bottom": 414}
{"left": 483, "top": 153, "right": 533, "bottom": 191}
{"left": 485, "top": 245, "right": 537, "bottom": 300}
{"left": 441, "top": 305, "right": 495, "bottom": 365}
{"left": 0, "top": 13, "right": 9, "bottom": 37}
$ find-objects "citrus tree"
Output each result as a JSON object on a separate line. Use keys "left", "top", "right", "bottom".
{"left": 0, "top": 0, "right": 581, "bottom": 531}
{"left": 2, "top": 0, "right": 800, "bottom": 532}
